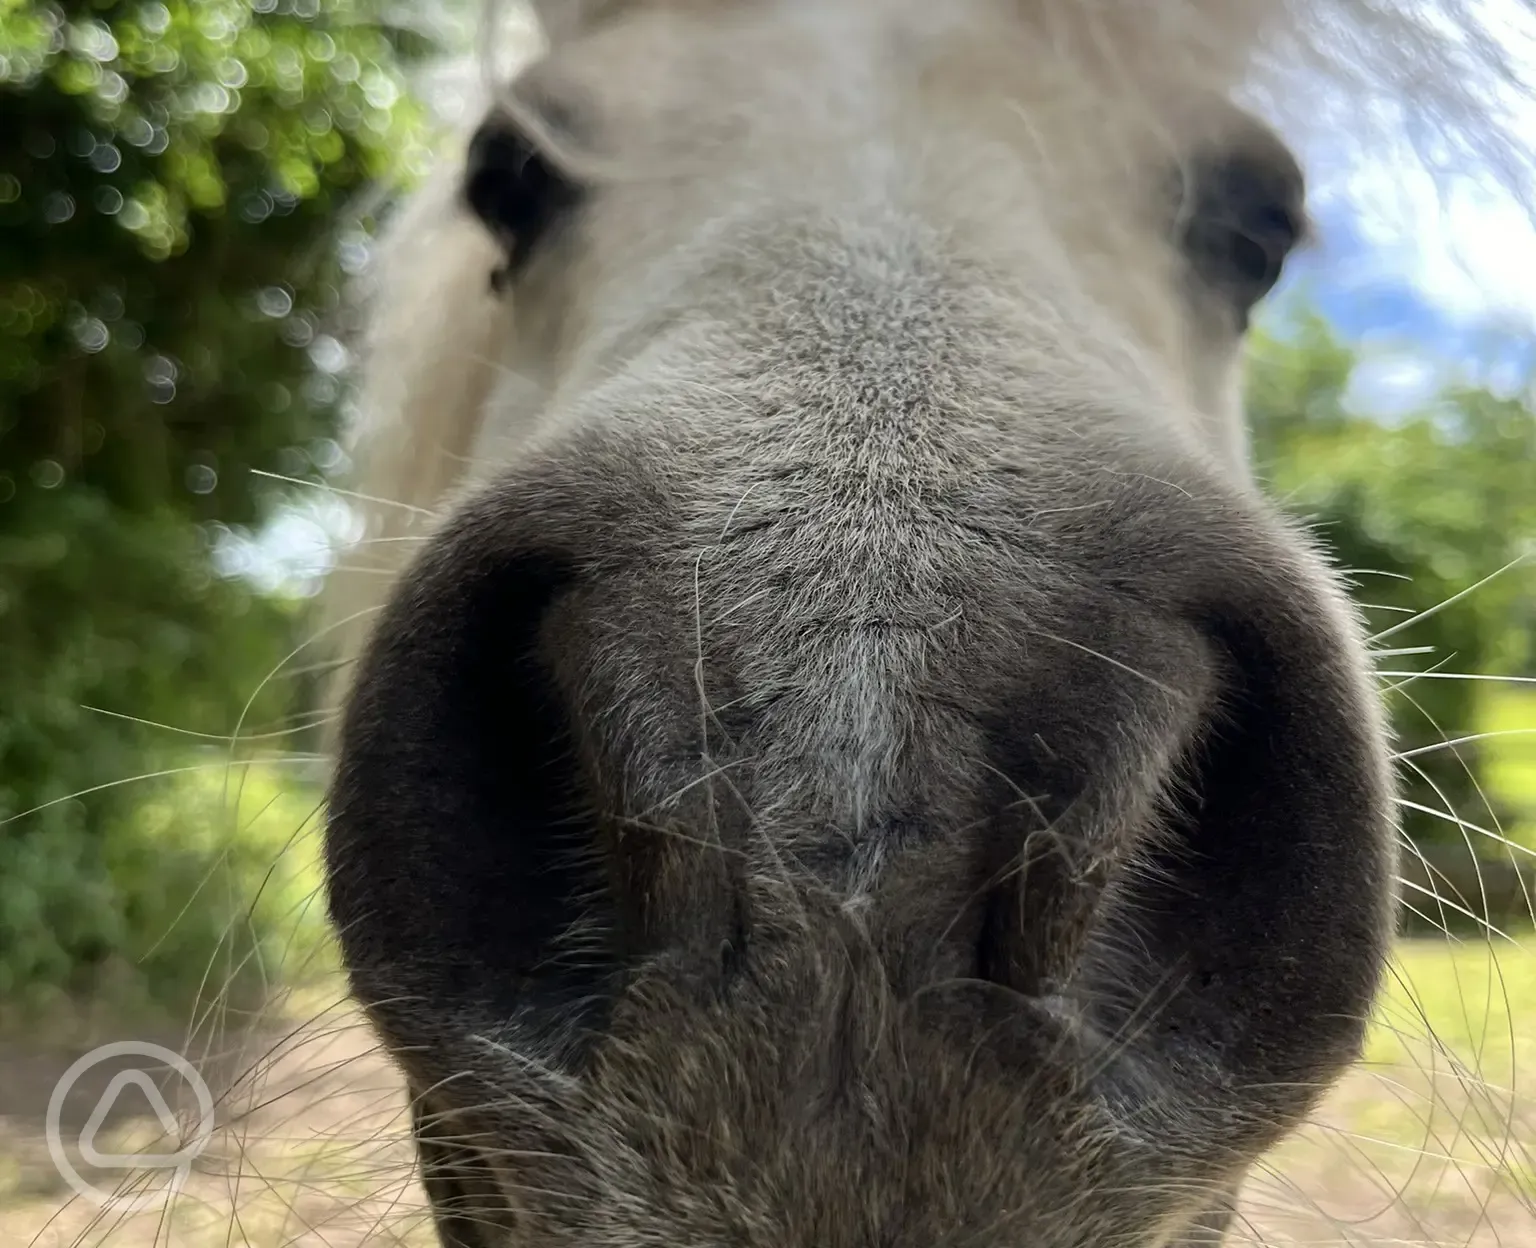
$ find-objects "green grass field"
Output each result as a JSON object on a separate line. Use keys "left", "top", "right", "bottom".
{"left": 1482, "top": 688, "right": 1536, "bottom": 851}
{"left": 1250, "top": 937, "right": 1536, "bottom": 1243}
{"left": 1373, "top": 939, "right": 1536, "bottom": 1071}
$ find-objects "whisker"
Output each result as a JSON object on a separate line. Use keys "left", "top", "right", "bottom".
{"left": 250, "top": 467, "right": 440, "bottom": 518}
{"left": 1371, "top": 554, "right": 1532, "bottom": 643}
{"left": 1394, "top": 729, "right": 1536, "bottom": 762}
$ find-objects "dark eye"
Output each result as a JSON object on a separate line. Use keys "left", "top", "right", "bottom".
{"left": 463, "top": 109, "right": 584, "bottom": 291}
{"left": 1177, "top": 147, "right": 1305, "bottom": 319}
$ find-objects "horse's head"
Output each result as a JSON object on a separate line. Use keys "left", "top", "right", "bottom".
{"left": 325, "top": 2, "right": 1400, "bottom": 1243}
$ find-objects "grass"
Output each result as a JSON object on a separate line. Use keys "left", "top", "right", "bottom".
{"left": 1252, "top": 937, "right": 1536, "bottom": 1242}
{"left": 1371, "top": 938, "right": 1536, "bottom": 1075}
{"left": 1481, "top": 688, "right": 1536, "bottom": 852}
{"left": 1356, "top": 939, "right": 1536, "bottom": 1188}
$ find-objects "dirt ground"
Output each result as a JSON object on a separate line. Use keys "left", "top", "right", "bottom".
{"left": 0, "top": 994, "right": 432, "bottom": 1247}
{"left": 1, "top": 995, "right": 1530, "bottom": 1247}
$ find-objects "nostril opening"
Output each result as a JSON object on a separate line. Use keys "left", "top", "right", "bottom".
{"left": 1070, "top": 590, "right": 1396, "bottom": 1133}
{"left": 968, "top": 610, "right": 1221, "bottom": 1001}
{"left": 326, "top": 535, "right": 621, "bottom": 1056}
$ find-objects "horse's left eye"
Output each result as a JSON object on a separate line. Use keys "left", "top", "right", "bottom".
{"left": 1176, "top": 145, "right": 1306, "bottom": 320}
{"left": 463, "top": 108, "right": 585, "bottom": 292}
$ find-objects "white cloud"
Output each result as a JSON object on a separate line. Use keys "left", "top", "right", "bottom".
{"left": 1310, "top": 164, "right": 1536, "bottom": 330}
{"left": 1342, "top": 353, "right": 1446, "bottom": 418}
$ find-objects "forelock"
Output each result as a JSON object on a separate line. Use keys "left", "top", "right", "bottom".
{"left": 489, "top": 0, "right": 1536, "bottom": 205}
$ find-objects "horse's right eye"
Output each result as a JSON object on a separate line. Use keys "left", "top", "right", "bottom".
{"left": 463, "top": 110, "right": 584, "bottom": 291}
{"left": 1175, "top": 140, "right": 1307, "bottom": 324}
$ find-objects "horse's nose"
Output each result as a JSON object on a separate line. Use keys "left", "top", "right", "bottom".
{"left": 325, "top": 460, "right": 1395, "bottom": 1156}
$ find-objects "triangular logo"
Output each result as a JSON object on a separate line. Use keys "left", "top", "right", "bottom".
{"left": 77, "top": 1070, "right": 199, "bottom": 1168}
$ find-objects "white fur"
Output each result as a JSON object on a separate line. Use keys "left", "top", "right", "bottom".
{"left": 329, "top": 0, "right": 1536, "bottom": 665}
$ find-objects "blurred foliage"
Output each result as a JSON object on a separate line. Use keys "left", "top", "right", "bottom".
{"left": 0, "top": 0, "right": 431, "bottom": 1008}
{"left": 0, "top": 763, "right": 333, "bottom": 1028}
{"left": 1248, "top": 314, "right": 1536, "bottom": 858}
{"left": 97, "top": 763, "right": 332, "bottom": 1008}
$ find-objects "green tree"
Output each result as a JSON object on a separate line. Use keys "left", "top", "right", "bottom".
{"left": 0, "top": 0, "right": 430, "bottom": 1008}
{"left": 1247, "top": 314, "right": 1536, "bottom": 867}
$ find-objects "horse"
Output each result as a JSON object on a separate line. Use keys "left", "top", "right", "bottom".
{"left": 313, "top": 2, "right": 1535, "bottom": 1245}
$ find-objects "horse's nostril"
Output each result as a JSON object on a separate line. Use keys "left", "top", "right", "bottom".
{"left": 1060, "top": 585, "right": 1396, "bottom": 1133}
{"left": 967, "top": 615, "right": 1222, "bottom": 1000}
{"left": 325, "top": 525, "right": 609, "bottom": 1061}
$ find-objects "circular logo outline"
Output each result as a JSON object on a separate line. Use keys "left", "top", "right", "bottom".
{"left": 45, "top": 1040, "right": 216, "bottom": 1214}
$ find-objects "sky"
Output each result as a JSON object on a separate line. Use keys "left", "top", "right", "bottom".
{"left": 1275, "top": 0, "right": 1536, "bottom": 407}
{"left": 1283, "top": 172, "right": 1536, "bottom": 413}
{"left": 1274, "top": 192, "right": 1536, "bottom": 420}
